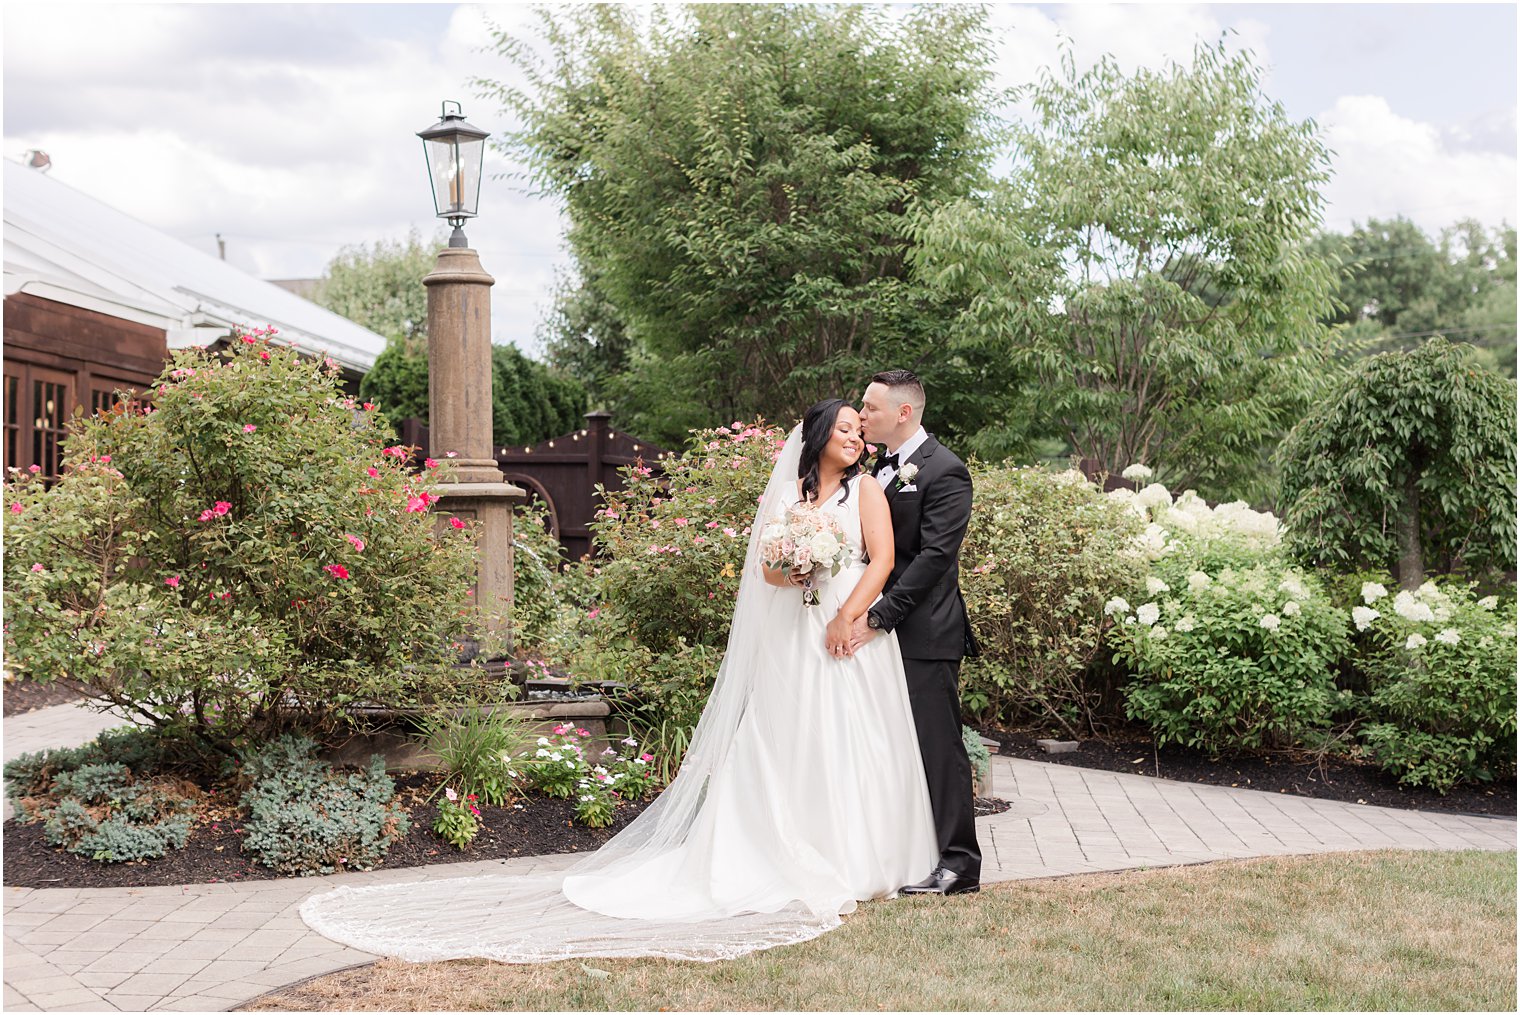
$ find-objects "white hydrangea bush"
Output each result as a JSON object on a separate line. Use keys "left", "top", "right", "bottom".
{"left": 1345, "top": 577, "right": 1516, "bottom": 792}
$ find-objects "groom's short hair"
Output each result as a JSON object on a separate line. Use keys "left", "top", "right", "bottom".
{"left": 871, "top": 369, "right": 926, "bottom": 416}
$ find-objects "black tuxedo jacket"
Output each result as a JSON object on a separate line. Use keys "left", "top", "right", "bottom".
{"left": 867, "top": 434, "right": 978, "bottom": 661}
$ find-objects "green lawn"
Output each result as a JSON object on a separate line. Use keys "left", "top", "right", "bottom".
{"left": 249, "top": 849, "right": 1516, "bottom": 1012}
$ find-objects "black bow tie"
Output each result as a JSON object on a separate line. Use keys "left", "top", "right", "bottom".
{"left": 873, "top": 452, "right": 900, "bottom": 476}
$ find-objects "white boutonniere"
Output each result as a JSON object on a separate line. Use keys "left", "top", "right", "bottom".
{"left": 896, "top": 463, "right": 920, "bottom": 488}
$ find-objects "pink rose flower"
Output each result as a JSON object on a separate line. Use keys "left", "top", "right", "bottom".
{"left": 425, "top": 458, "right": 439, "bottom": 469}
{"left": 345, "top": 534, "right": 365, "bottom": 552}
{"left": 449, "top": 517, "right": 465, "bottom": 529}
{"left": 366, "top": 467, "right": 380, "bottom": 479}
{"left": 165, "top": 575, "right": 181, "bottom": 587}
{"left": 243, "top": 424, "right": 257, "bottom": 434}
{"left": 324, "top": 564, "right": 350, "bottom": 580}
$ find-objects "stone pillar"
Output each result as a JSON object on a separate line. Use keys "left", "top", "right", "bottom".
{"left": 424, "top": 246, "right": 524, "bottom": 654}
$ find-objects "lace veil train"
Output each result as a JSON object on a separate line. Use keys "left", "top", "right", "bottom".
{"left": 299, "top": 426, "right": 852, "bottom": 962}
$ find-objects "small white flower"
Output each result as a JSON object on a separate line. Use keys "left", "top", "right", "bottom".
{"left": 1137, "top": 603, "right": 1161, "bottom": 626}
{"left": 1259, "top": 614, "right": 1281, "bottom": 631}
{"left": 1405, "top": 633, "right": 1427, "bottom": 650}
{"left": 507, "top": 770, "right": 518, "bottom": 778}
{"left": 536, "top": 736, "right": 550, "bottom": 746}
{"left": 1146, "top": 577, "right": 1170, "bottom": 595}
{"left": 1435, "top": 628, "right": 1461, "bottom": 645}
{"left": 1103, "top": 596, "right": 1131, "bottom": 617}
{"left": 897, "top": 463, "right": 920, "bottom": 485}
{"left": 1187, "top": 572, "right": 1212, "bottom": 592}
{"left": 534, "top": 748, "right": 549, "bottom": 758}
{"left": 1149, "top": 625, "right": 1168, "bottom": 640}
{"left": 564, "top": 761, "right": 575, "bottom": 769}
{"left": 622, "top": 737, "right": 638, "bottom": 746}
{"left": 1351, "top": 606, "right": 1380, "bottom": 631}
{"left": 1477, "top": 595, "right": 1499, "bottom": 611}
{"left": 445, "top": 787, "right": 458, "bottom": 802}
{"left": 1361, "top": 582, "right": 1389, "bottom": 604}
{"left": 1121, "top": 463, "right": 1153, "bottom": 482}
{"left": 1175, "top": 615, "right": 1196, "bottom": 633}
{"left": 1282, "top": 600, "right": 1301, "bottom": 617}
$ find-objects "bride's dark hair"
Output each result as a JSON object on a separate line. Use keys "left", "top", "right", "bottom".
{"left": 798, "top": 398, "right": 863, "bottom": 504}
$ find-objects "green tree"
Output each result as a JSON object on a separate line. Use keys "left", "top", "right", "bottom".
{"left": 481, "top": 3, "right": 1000, "bottom": 446}
{"left": 540, "top": 267, "right": 633, "bottom": 410}
{"left": 909, "top": 43, "right": 1340, "bottom": 502}
{"left": 311, "top": 232, "right": 439, "bottom": 350}
{"left": 1313, "top": 218, "right": 1516, "bottom": 376}
{"left": 1276, "top": 337, "right": 1516, "bottom": 586}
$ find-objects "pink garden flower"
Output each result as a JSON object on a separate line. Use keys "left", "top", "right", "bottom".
{"left": 165, "top": 575, "right": 181, "bottom": 587}
{"left": 382, "top": 445, "right": 408, "bottom": 459}
{"left": 363, "top": 402, "right": 376, "bottom": 411}
{"left": 425, "top": 458, "right": 439, "bottom": 469}
{"left": 344, "top": 534, "right": 365, "bottom": 552}
{"left": 30, "top": 563, "right": 44, "bottom": 572}
{"left": 242, "top": 424, "right": 257, "bottom": 433}
{"left": 259, "top": 351, "right": 271, "bottom": 361}
{"left": 366, "top": 467, "right": 380, "bottom": 479}
{"left": 324, "top": 564, "right": 350, "bottom": 580}
{"left": 27, "top": 464, "right": 41, "bottom": 474}
{"left": 449, "top": 517, "right": 465, "bottom": 529}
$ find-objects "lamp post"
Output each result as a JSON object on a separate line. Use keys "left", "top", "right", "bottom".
{"left": 417, "top": 100, "right": 524, "bottom": 658}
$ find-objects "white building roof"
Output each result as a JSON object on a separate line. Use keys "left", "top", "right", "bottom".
{"left": 2, "top": 160, "right": 386, "bottom": 373}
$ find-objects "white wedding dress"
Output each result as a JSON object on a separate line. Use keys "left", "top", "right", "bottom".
{"left": 299, "top": 428, "right": 937, "bottom": 962}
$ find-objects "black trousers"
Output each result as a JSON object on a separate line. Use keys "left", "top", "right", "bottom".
{"left": 902, "top": 657, "right": 981, "bottom": 880}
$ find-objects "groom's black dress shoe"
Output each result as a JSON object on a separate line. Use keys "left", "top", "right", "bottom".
{"left": 899, "top": 866, "right": 980, "bottom": 896}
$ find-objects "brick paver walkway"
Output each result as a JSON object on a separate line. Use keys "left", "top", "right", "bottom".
{"left": 4, "top": 701, "right": 1514, "bottom": 1012}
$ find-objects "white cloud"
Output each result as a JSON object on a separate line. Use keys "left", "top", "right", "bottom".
{"left": 1318, "top": 95, "right": 1517, "bottom": 233}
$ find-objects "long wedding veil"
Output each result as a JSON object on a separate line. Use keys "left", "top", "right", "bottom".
{"left": 298, "top": 425, "right": 846, "bottom": 962}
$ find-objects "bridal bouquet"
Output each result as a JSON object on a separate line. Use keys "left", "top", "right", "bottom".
{"left": 759, "top": 501, "right": 852, "bottom": 606}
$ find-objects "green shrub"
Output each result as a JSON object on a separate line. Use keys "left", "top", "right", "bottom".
{"left": 519, "top": 725, "right": 662, "bottom": 828}
{"left": 1277, "top": 337, "right": 1516, "bottom": 579}
{"left": 962, "top": 725, "right": 990, "bottom": 787}
{"left": 1347, "top": 579, "right": 1517, "bottom": 792}
{"left": 9, "top": 733, "right": 200, "bottom": 864}
{"left": 2, "top": 326, "right": 483, "bottom": 757}
{"left": 1105, "top": 470, "right": 1347, "bottom": 754}
{"left": 561, "top": 421, "right": 782, "bottom": 774}
{"left": 239, "top": 735, "right": 409, "bottom": 876}
{"left": 511, "top": 499, "right": 570, "bottom": 655}
{"left": 958, "top": 464, "right": 1145, "bottom": 734}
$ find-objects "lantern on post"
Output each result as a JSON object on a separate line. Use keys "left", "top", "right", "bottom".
{"left": 417, "top": 100, "right": 489, "bottom": 248}
{"left": 417, "top": 100, "right": 524, "bottom": 661}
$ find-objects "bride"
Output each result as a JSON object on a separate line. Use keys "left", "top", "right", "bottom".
{"left": 300, "top": 399, "right": 938, "bottom": 962}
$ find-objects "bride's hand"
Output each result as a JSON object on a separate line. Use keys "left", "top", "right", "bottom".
{"left": 825, "top": 612, "right": 855, "bottom": 658}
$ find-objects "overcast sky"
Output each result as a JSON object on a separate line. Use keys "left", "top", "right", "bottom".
{"left": 5, "top": 2, "right": 1515, "bottom": 356}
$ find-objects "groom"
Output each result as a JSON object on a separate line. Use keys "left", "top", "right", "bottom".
{"left": 834, "top": 369, "right": 982, "bottom": 896}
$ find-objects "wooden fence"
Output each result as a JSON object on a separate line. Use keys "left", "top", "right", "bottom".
{"left": 398, "top": 411, "right": 669, "bottom": 561}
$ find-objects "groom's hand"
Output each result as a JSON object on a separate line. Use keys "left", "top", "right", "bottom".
{"left": 846, "top": 613, "right": 880, "bottom": 654}
{"left": 825, "top": 613, "right": 855, "bottom": 658}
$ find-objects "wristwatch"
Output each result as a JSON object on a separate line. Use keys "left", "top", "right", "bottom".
{"left": 866, "top": 611, "right": 885, "bottom": 631}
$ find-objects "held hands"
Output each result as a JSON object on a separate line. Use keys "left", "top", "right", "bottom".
{"left": 825, "top": 612, "right": 880, "bottom": 659}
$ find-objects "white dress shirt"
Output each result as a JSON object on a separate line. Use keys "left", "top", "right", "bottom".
{"left": 876, "top": 426, "right": 927, "bottom": 489}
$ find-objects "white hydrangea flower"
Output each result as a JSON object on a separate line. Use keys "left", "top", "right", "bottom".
{"left": 1175, "top": 616, "right": 1196, "bottom": 633}
{"left": 1137, "top": 603, "right": 1161, "bottom": 626}
{"left": 1433, "top": 606, "right": 1453, "bottom": 622}
{"left": 1259, "top": 614, "right": 1281, "bottom": 631}
{"left": 1278, "top": 576, "right": 1309, "bottom": 600}
{"left": 1149, "top": 625, "right": 1168, "bottom": 640}
{"left": 1477, "top": 595, "right": 1499, "bottom": 611}
{"left": 1282, "top": 600, "right": 1302, "bottom": 617}
{"left": 1187, "top": 571, "right": 1212, "bottom": 592}
{"left": 1103, "top": 597, "right": 1132, "bottom": 617}
{"left": 1361, "top": 582, "right": 1389, "bottom": 604}
{"left": 1146, "top": 576, "right": 1171, "bottom": 595}
{"left": 1135, "top": 483, "right": 1173, "bottom": 511}
{"left": 1405, "top": 633, "right": 1427, "bottom": 650}
{"left": 1351, "top": 606, "right": 1380, "bottom": 631}
{"left": 1107, "top": 487, "right": 1137, "bottom": 506}
{"left": 1121, "top": 463, "right": 1153, "bottom": 482}
{"left": 1435, "top": 628, "right": 1461, "bottom": 645}
{"left": 1392, "top": 591, "right": 1435, "bottom": 623}
{"left": 1050, "top": 468, "right": 1088, "bottom": 488}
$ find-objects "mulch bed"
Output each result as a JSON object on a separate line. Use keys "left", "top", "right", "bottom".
{"left": 2, "top": 766, "right": 1013, "bottom": 891}
{"left": 982, "top": 723, "right": 1516, "bottom": 818}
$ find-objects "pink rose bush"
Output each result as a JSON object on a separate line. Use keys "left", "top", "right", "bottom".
{"left": 2, "top": 326, "right": 484, "bottom": 756}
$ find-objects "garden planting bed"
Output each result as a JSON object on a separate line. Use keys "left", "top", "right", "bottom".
{"left": 984, "top": 723, "right": 1516, "bottom": 818}
{"left": 2, "top": 764, "right": 1011, "bottom": 890}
